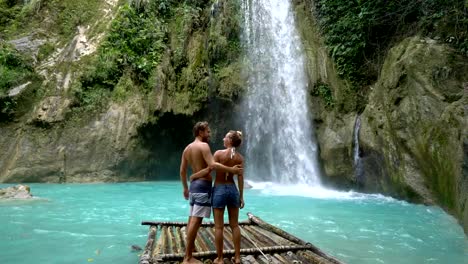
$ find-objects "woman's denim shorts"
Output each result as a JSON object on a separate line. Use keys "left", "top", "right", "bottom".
{"left": 211, "top": 184, "right": 240, "bottom": 209}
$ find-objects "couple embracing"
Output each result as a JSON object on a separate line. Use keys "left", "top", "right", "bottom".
{"left": 180, "top": 121, "right": 245, "bottom": 264}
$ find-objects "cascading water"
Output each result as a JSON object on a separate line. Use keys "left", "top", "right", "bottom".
{"left": 353, "top": 115, "right": 364, "bottom": 184}
{"left": 240, "top": 0, "right": 321, "bottom": 185}
{"left": 353, "top": 115, "right": 361, "bottom": 166}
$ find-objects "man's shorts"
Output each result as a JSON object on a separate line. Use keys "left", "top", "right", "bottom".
{"left": 212, "top": 184, "right": 240, "bottom": 209}
{"left": 189, "top": 180, "right": 212, "bottom": 218}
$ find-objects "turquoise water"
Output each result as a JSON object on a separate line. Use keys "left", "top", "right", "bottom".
{"left": 0, "top": 182, "right": 466, "bottom": 264}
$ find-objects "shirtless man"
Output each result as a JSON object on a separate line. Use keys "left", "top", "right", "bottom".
{"left": 180, "top": 121, "right": 242, "bottom": 264}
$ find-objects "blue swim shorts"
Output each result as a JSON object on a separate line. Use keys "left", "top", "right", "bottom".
{"left": 189, "top": 180, "right": 212, "bottom": 218}
{"left": 212, "top": 184, "right": 240, "bottom": 209}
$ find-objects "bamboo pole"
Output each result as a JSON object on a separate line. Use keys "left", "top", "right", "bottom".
{"left": 249, "top": 225, "right": 293, "bottom": 246}
{"left": 142, "top": 220, "right": 251, "bottom": 227}
{"left": 242, "top": 255, "right": 260, "bottom": 264}
{"left": 168, "top": 226, "right": 178, "bottom": 254}
{"left": 139, "top": 225, "right": 157, "bottom": 264}
{"left": 247, "top": 213, "right": 343, "bottom": 264}
{"left": 272, "top": 253, "right": 289, "bottom": 263}
{"left": 174, "top": 226, "right": 182, "bottom": 254}
{"left": 195, "top": 227, "right": 211, "bottom": 252}
{"left": 247, "top": 213, "right": 307, "bottom": 245}
{"left": 223, "top": 226, "right": 235, "bottom": 250}
{"left": 199, "top": 226, "right": 215, "bottom": 251}
{"left": 243, "top": 225, "right": 281, "bottom": 247}
{"left": 154, "top": 245, "right": 314, "bottom": 261}
{"left": 154, "top": 226, "right": 167, "bottom": 256}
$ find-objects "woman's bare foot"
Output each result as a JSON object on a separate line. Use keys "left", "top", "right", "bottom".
{"left": 231, "top": 256, "right": 241, "bottom": 264}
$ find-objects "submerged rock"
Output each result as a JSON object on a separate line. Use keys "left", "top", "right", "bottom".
{"left": 131, "top": 245, "right": 142, "bottom": 252}
{"left": 0, "top": 184, "right": 33, "bottom": 199}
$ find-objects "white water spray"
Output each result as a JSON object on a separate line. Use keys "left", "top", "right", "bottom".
{"left": 240, "top": 0, "right": 321, "bottom": 185}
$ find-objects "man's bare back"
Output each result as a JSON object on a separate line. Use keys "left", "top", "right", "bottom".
{"left": 183, "top": 141, "right": 213, "bottom": 182}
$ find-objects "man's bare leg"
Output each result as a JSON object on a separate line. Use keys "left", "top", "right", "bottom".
{"left": 228, "top": 206, "right": 241, "bottom": 264}
{"left": 213, "top": 208, "right": 225, "bottom": 264}
{"left": 183, "top": 216, "right": 203, "bottom": 264}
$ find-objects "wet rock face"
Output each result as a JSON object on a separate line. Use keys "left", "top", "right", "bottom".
{"left": 0, "top": 184, "right": 33, "bottom": 199}
{"left": 0, "top": 96, "right": 148, "bottom": 183}
{"left": 360, "top": 37, "right": 468, "bottom": 231}
{"left": 30, "top": 96, "right": 71, "bottom": 124}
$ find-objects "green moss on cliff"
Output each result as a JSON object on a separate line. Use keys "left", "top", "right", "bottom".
{"left": 0, "top": 42, "right": 42, "bottom": 121}
{"left": 414, "top": 122, "right": 458, "bottom": 210}
{"left": 0, "top": 0, "right": 102, "bottom": 40}
{"left": 74, "top": 0, "right": 244, "bottom": 114}
{"left": 313, "top": 0, "right": 468, "bottom": 89}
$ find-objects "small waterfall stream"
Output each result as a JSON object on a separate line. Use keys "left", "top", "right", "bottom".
{"left": 240, "top": 0, "right": 321, "bottom": 185}
{"left": 353, "top": 115, "right": 364, "bottom": 184}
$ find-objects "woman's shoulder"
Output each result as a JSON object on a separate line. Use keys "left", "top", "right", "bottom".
{"left": 214, "top": 149, "right": 227, "bottom": 157}
{"left": 236, "top": 153, "right": 244, "bottom": 162}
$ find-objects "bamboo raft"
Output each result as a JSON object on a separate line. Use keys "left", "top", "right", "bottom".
{"left": 140, "top": 212, "right": 344, "bottom": 264}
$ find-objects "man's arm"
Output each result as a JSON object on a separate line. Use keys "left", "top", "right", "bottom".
{"left": 189, "top": 167, "right": 211, "bottom": 182}
{"left": 201, "top": 144, "right": 243, "bottom": 174}
{"left": 238, "top": 159, "right": 244, "bottom": 209}
{"left": 179, "top": 148, "right": 189, "bottom": 200}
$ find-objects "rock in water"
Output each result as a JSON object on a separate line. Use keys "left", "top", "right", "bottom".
{"left": 131, "top": 245, "right": 142, "bottom": 251}
{"left": 0, "top": 185, "right": 33, "bottom": 199}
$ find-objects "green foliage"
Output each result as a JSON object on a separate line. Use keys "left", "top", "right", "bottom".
{"left": 37, "top": 41, "right": 55, "bottom": 62}
{"left": 0, "top": 0, "right": 21, "bottom": 33}
{"left": 311, "top": 82, "right": 334, "bottom": 109}
{"left": 76, "top": 3, "right": 167, "bottom": 108}
{"left": 71, "top": 80, "right": 111, "bottom": 111}
{"left": 208, "top": 0, "right": 242, "bottom": 66}
{"left": 112, "top": 71, "right": 134, "bottom": 102}
{"left": 41, "top": 0, "right": 101, "bottom": 38}
{"left": 315, "top": 0, "right": 468, "bottom": 87}
{"left": 0, "top": 42, "right": 34, "bottom": 96}
{"left": 215, "top": 60, "right": 245, "bottom": 100}
{"left": 0, "top": 41, "right": 42, "bottom": 122}
{"left": 1, "top": 0, "right": 102, "bottom": 39}
{"left": 75, "top": 0, "right": 244, "bottom": 112}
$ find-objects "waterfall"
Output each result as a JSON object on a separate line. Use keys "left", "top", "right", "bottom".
{"left": 353, "top": 115, "right": 361, "bottom": 166}
{"left": 353, "top": 115, "right": 364, "bottom": 183}
{"left": 240, "top": 0, "right": 321, "bottom": 185}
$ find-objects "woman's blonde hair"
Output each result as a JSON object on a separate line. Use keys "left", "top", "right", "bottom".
{"left": 228, "top": 130, "right": 242, "bottom": 147}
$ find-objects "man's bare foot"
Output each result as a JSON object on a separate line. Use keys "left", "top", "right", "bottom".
{"left": 213, "top": 257, "right": 224, "bottom": 264}
{"left": 182, "top": 257, "right": 203, "bottom": 264}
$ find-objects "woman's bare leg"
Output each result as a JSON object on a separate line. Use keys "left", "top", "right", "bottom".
{"left": 228, "top": 206, "right": 240, "bottom": 263}
{"left": 213, "top": 208, "right": 225, "bottom": 264}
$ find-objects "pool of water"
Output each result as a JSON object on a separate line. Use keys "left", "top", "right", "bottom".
{"left": 0, "top": 182, "right": 466, "bottom": 264}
